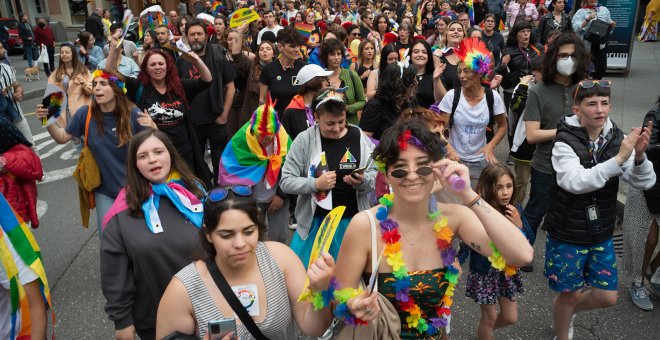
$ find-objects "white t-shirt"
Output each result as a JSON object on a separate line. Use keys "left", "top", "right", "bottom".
{"left": 0, "top": 235, "right": 39, "bottom": 339}
{"left": 257, "top": 25, "right": 284, "bottom": 44}
{"left": 438, "top": 89, "right": 506, "bottom": 162}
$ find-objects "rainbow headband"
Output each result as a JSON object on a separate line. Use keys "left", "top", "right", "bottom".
{"left": 91, "top": 69, "right": 127, "bottom": 93}
{"left": 249, "top": 96, "right": 280, "bottom": 136}
{"left": 455, "top": 37, "right": 493, "bottom": 81}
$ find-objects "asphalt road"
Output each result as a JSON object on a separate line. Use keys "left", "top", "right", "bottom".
{"left": 21, "top": 93, "right": 660, "bottom": 339}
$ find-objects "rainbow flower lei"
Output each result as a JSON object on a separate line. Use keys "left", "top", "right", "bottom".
{"left": 376, "top": 193, "right": 461, "bottom": 335}
{"left": 91, "top": 69, "right": 127, "bottom": 93}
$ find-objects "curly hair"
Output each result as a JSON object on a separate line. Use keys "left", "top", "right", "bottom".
{"left": 376, "top": 63, "right": 417, "bottom": 111}
{"left": 138, "top": 49, "right": 189, "bottom": 106}
{"left": 319, "top": 38, "right": 346, "bottom": 68}
{"left": 276, "top": 25, "right": 305, "bottom": 46}
{"left": 373, "top": 14, "right": 391, "bottom": 33}
{"left": 542, "top": 33, "right": 589, "bottom": 86}
{"left": 373, "top": 118, "right": 446, "bottom": 170}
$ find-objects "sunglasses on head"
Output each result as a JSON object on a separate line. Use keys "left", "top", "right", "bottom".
{"left": 390, "top": 166, "right": 434, "bottom": 179}
{"left": 206, "top": 186, "right": 253, "bottom": 202}
{"left": 573, "top": 79, "right": 612, "bottom": 103}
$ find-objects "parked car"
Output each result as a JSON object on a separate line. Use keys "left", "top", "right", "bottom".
{"left": 0, "top": 18, "right": 23, "bottom": 54}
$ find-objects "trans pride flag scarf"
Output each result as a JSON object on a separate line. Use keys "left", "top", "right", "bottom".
{"left": 0, "top": 193, "right": 53, "bottom": 340}
{"left": 217, "top": 101, "right": 291, "bottom": 188}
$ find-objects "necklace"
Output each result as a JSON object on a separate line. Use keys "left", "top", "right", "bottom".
{"left": 416, "top": 73, "right": 424, "bottom": 81}
{"left": 377, "top": 193, "right": 460, "bottom": 335}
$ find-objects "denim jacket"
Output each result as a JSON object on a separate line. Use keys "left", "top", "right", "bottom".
{"left": 458, "top": 204, "right": 534, "bottom": 275}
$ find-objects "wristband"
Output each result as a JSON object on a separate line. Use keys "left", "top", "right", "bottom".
{"left": 464, "top": 193, "right": 481, "bottom": 208}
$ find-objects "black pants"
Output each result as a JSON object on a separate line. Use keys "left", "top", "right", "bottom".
{"left": 590, "top": 42, "right": 607, "bottom": 80}
{"left": 137, "top": 328, "right": 155, "bottom": 340}
{"left": 43, "top": 45, "right": 55, "bottom": 76}
{"left": 196, "top": 122, "right": 227, "bottom": 182}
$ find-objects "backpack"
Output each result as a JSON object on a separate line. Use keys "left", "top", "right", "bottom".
{"left": 448, "top": 86, "right": 496, "bottom": 142}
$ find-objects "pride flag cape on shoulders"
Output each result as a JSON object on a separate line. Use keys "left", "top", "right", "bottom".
{"left": 0, "top": 193, "right": 54, "bottom": 340}
{"left": 217, "top": 100, "right": 291, "bottom": 188}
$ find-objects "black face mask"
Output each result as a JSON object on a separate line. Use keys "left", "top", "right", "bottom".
{"left": 38, "top": 22, "right": 46, "bottom": 28}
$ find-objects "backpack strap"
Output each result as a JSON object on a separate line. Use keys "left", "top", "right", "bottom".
{"left": 448, "top": 87, "right": 461, "bottom": 129}
{"left": 84, "top": 106, "right": 92, "bottom": 147}
{"left": 135, "top": 83, "right": 144, "bottom": 108}
{"left": 485, "top": 86, "right": 494, "bottom": 121}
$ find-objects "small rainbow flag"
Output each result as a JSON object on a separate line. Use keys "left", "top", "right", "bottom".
{"left": 41, "top": 86, "right": 66, "bottom": 127}
{"left": 212, "top": 1, "right": 226, "bottom": 15}
{"left": 295, "top": 22, "right": 314, "bottom": 39}
{"left": 468, "top": 0, "right": 475, "bottom": 25}
{"left": 498, "top": 19, "right": 506, "bottom": 31}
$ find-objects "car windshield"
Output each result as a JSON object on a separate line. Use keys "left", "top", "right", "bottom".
{"left": 0, "top": 20, "right": 18, "bottom": 29}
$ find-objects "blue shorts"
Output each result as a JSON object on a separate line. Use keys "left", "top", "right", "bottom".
{"left": 544, "top": 235, "right": 618, "bottom": 292}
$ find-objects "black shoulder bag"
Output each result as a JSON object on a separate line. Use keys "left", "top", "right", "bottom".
{"left": 205, "top": 259, "right": 270, "bottom": 340}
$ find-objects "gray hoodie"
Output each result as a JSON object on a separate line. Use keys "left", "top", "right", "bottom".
{"left": 280, "top": 124, "right": 377, "bottom": 239}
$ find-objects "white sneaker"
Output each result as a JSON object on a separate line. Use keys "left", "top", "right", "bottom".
{"left": 651, "top": 267, "right": 660, "bottom": 285}
{"left": 567, "top": 315, "right": 575, "bottom": 340}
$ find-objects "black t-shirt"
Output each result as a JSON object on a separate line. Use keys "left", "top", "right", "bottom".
{"left": 176, "top": 46, "right": 237, "bottom": 125}
{"left": 394, "top": 41, "right": 412, "bottom": 55}
{"left": 314, "top": 126, "right": 362, "bottom": 219}
{"left": 259, "top": 59, "right": 307, "bottom": 116}
{"left": 416, "top": 72, "right": 435, "bottom": 109}
{"left": 359, "top": 97, "right": 400, "bottom": 140}
{"left": 440, "top": 55, "right": 460, "bottom": 91}
{"left": 126, "top": 77, "right": 211, "bottom": 167}
{"left": 281, "top": 107, "right": 312, "bottom": 141}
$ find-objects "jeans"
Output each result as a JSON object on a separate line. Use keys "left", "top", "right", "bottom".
{"left": 24, "top": 42, "right": 33, "bottom": 67}
{"left": 523, "top": 167, "right": 554, "bottom": 244}
{"left": 94, "top": 192, "right": 116, "bottom": 238}
{"left": 258, "top": 197, "right": 291, "bottom": 244}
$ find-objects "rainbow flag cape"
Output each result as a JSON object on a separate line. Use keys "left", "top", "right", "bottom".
{"left": 0, "top": 193, "right": 53, "bottom": 340}
{"left": 295, "top": 22, "right": 314, "bottom": 39}
{"left": 217, "top": 105, "right": 291, "bottom": 189}
{"left": 468, "top": 0, "right": 475, "bottom": 25}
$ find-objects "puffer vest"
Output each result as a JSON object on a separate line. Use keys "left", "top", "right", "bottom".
{"left": 545, "top": 118, "right": 623, "bottom": 245}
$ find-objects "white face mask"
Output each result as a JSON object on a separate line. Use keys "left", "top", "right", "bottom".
{"left": 556, "top": 57, "right": 576, "bottom": 76}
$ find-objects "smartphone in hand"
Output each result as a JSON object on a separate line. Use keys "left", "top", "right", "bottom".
{"left": 208, "top": 319, "right": 237, "bottom": 340}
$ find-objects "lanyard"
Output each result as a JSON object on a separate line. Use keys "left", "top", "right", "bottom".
{"left": 305, "top": 106, "right": 315, "bottom": 127}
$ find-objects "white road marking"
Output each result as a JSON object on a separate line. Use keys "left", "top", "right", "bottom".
{"left": 40, "top": 143, "right": 68, "bottom": 159}
{"left": 39, "top": 165, "right": 76, "bottom": 185}
{"left": 60, "top": 148, "right": 78, "bottom": 160}
{"left": 32, "top": 131, "right": 51, "bottom": 141}
{"left": 37, "top": 200, "right": 48, "bottom": 219}
{"left": 36, "top": 139, "right": 55, "bottom": 151}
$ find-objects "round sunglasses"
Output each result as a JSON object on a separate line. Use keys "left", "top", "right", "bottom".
{"left": 206, "top": 185, "right": 253, "bottom": 202}
{"left": 390, "top": 166, "right": 434, "bottom": 179}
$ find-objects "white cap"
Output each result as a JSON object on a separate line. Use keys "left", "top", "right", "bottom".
{"left": 293, "top": 64, "right": 333, "bottom": 86}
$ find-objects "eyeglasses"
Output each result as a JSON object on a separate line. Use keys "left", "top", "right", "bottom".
{"left": 557, "top": 53, "right": 577, "bottom": 60}
{"left": 206, "top": 186, "right": 253, "bottom": 202}
{"left": 351, "top": 32, "right": 361, "bottom": 36}
{"left": 390, "top": 166, "right": 434, "bottom": 179}
{"left": 573, "top": 79, "right": 612, "bottom": 103}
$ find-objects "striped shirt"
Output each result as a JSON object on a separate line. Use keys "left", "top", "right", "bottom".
{"left": 0, "top": 64, "right": 23, "bottom": 120}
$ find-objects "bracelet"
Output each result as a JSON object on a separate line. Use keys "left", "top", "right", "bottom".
{"left": 333, "top": 285, "right": 368, "bottom": 326}
{"left": 464, "top": 193, "right": 481, "bottom": 208}
{"left": 309, "top": 277, "right": 339, "bottom": 311}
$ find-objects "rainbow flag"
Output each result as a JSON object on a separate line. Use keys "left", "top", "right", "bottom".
{"left": 217, "top": 101, "right": 291, "bottom": 189}
{"left": 0, "top": 193, "right": 53, "bottom": 340}
{"left": 467, "top": 0, "right": 475, "bottom": 25}
{"left": 498, "top": 19, "right": 506, "bottom": 31}
{"left": 295, "top": 22, "right": 314, "bottom": 39}
{"left": 212, "top": 1, "right": 226, "bottom": 15}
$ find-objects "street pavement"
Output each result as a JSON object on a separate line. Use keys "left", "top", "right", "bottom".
{"left": 11, "top": 40, "right": 660, "bottom": 338}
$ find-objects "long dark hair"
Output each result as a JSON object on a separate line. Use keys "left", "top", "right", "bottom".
{"left": 90, "top": 70, "right": 136, "bottom": 146}
{"left": 378, "top": 44, "right": 398, "bottom": 72}
{"left": 411, "top": 39, "right": 434, "bottom": 75}
{"left": 54, "top": 43, "right": 88, "bottom": 83}
{"left": 138, "top": 49, "right": 189, "bottom": 106}
{"left": 475, "top": 163, "right": 516, "bottom": 214}
{"left": 201, "top": 192, "right": 267, "bottom": 260}
{"left": 125, "top": 129, "right": 205, "bottom": 217}
{"left": 542, "top": 33, "right": 589, "bottom": 85}
{"left": 376, "top": 63, "right": 417, "bottom": 110}
{"left": 506, "top": 21, "right": 537, "bottom": 47}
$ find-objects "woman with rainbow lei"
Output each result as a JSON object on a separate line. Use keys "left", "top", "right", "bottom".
{"left": 324, "top": 119, "right": 533, "bottom": 338}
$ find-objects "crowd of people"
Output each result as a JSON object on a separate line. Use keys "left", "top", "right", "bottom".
{"left": 1, "top": 0, "right": 659, "bottom": 339}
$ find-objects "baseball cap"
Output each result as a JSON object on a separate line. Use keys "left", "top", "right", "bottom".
{"left": 293, "top": 64, "right": 333, "bottom": 86}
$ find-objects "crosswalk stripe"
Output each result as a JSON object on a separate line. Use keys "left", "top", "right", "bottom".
{"left": 39, "top": 165, "right": 76, "bottom": 185}
{"left": 33, "top": 131, "right": 51, "bottom": 142}
{"left": 36, "top": 139, "right": 55, "bottom": 151}
{"left": 40, "top": 144, "right": 68, "bottom": 160}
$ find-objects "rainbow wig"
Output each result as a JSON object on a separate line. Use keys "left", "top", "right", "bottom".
{"left": 249, "top": 96, "right": 280, "bottom": 137}
{"left": 455, "top": 37, "right": 494, "bottom": 82}
{"left": 91, "top": 69, "right": 127, "bottom": 93}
